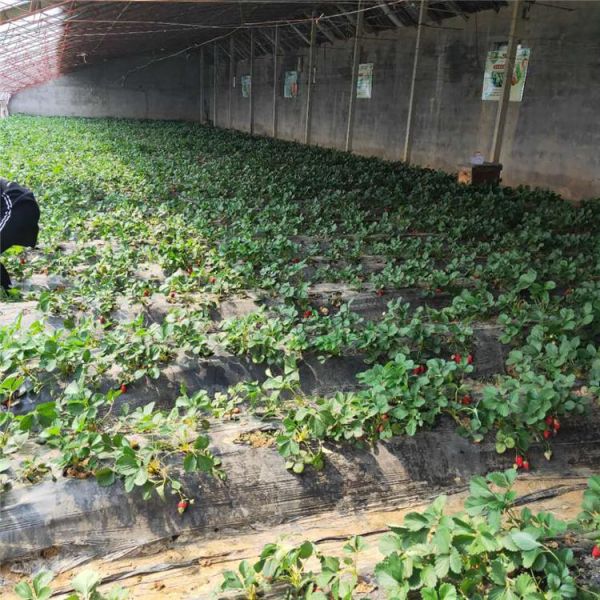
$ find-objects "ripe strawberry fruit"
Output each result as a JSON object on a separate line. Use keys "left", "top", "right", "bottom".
{"left": 515, "top": 455, "right": 524, "bottom": 468}
{"left": 466, "top": 354, "right": 474, "bottom": 365}
{"left": 543, "top": 429, "right": 552, "bottom": 440}
{"left": 143, "top": 289, "right": 150, "bottom": 297}
{"left": 412, "top": 365, "right": 426, "bottom": 376}
{"left": 303, "top": 310, "right": 312, "bottom": 319}
{"left": 553, "top": 418, "right": 560, "bottom": 432}
{"left": 545, "top": 415, "right": 554, "bottom": 426}
{"left": 451, "top": 354, "right": 462, "bottom": 364}
{"left": 592, "top": 545, "right": 600, "bottom": 559}
{"left": 291, "top": 258, "right": 300, "bottom": 264}
{"left": 119, "top": 384, "right": 127, "bottom": 394}
{"left": 375, "top": 289, "right": 385, "bottom": 297}
{"left": 177, "top": 499, "right": 189, "bottom": 515}
{"left": 522, "top": 460, "right": 530, "bottom": 471}
{"left": 461, "top": 395, "right": 472, "bottom": 406}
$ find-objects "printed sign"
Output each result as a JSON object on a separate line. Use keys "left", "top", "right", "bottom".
{"left": 357, "top": 63, "right": 373, "bottom": 99}
{"left": 284, "top": 71, "right": 299, "bottom": 98}
{"left": 482, "top": 46, "right": 530, "bottom": 102}
{"left": 241, "top": 75, "right": 251, "bottom": 98}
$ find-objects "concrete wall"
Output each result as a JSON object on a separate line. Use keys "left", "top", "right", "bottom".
{"left": 10, "top": 51, "right": 201, "bottom": 121}
{"left": 11, "top": 1, "right": 600, "bottom": 199}
{"left": 211, "top": 1, "right": 600, "bottom": 199}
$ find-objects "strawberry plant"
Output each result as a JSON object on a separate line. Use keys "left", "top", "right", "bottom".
{"left": 220, "top": 473, "right": 600, "bottom": 599}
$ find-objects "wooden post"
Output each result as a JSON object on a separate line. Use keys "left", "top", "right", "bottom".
{"left": 249, "top": 29, "right": 255, "bottom": 135}
{"left": 228, "top": 37, "right": 234, "bottom": 129}
{"left": 199, "top": 46, "right": 205, "bottom": 123}
{"left": 272, "top": 25, "right": 279, "bottom": 139}
{"left": 490, "top": 0, "right": 522, "bottom": 163}
{"left": 403, "top": 0, "right": 425, "bottom": 164}
{"left": 304, "top": 18, "right": 316, "bottom": 145}
{"left": 213, "top": 42, "right": 218, "bottom": 126}
{"left": 345, "top": 0, "right": 363, "bottom": 152}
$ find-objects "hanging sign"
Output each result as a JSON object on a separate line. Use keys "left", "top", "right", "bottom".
{"left": 482, "top": 45, "right": 530, "bottom": 102}
{"left": 284, "top": 71, "right": 299, "bottom": 98}
{"left": 241, "top": 75, "right": 251, "bottom": 98}
{"left": 356, "top": 63, "right": 373, "bottom": 99}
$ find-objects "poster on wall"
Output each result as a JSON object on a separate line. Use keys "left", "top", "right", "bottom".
{"left": 284, "top": 71, "right": 299, "bottom": 98}
{"left": 241, "top": 75, "right": 251, "bottom": 98}
{"left": 356, "top": 63, "right": 373, "bottom": 98}
{"left": 482, "top": 45, "right": 530, "bottom": 102}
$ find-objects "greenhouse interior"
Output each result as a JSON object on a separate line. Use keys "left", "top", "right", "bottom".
{"left": 0, "top": 0, "right": 599, "bottom": 598}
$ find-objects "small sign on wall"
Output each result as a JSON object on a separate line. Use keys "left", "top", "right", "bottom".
{"left": 241, "top": 75, "right": 251, "bottom": 98}
{"left": 482, "top": 45, "right": 530, "bottom": 102}
{"left": 284, "top": 71, "right": 299, "bottom": 98}
{"left": 357, "top": 63, "right": 373, "bottom": 98}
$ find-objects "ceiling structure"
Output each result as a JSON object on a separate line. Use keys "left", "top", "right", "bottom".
{"left": 0, "top": 0, "right": 507, "bottom": 94}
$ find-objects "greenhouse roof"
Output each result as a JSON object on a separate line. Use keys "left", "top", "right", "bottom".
{"left": 0, "top": 0, "right": 506, "bottom": 94}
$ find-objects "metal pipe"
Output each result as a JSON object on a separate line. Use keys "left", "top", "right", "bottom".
{"left": 304, "top": 17, "right": 316, "bottom": 145}
{"left": 403, "top": 0, "right": 425, "bottom": 164}
{"left": 199, "top": 46, "right": 205, "bottom": 123}
{"left": 228, "top": 36, "right": 234, "bottom": 128}
{"left": 490, "top": 0, "right": 522, "bottom": 163}
{"left": 345, "top": 0, "right": 363, "bottom": 152}
{"left": 249, "top": 28, "right": 255, "bottom": 135}
{"left": 272, "top": 24, "right": 279, "bottom": 139}
{"left": 213, "top": 42, "right": 217, "bottom": 126}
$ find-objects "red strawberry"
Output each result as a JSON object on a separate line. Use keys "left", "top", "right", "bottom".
{"left": 466, "top": 354, "right": 473, "bottom": 365}
{"left": 412, "top": 365, "right": 425, "bottom": 376}
{"left": 515, "top": 455, "right": 524, "bottom": 468}
{"left": 19, "top": 257, "right": 26, "bottom": 265}
{"left": 545, "top": 415, "right": 554, "bottom": 426}
{"left": 461, "top": 395, "right": 472, "bottom": 406}
{"left": 143, "top": 289, "right": 150, "bottom": 297}
{"left": 99, "top": 316, "right": 106, "bottom": 325}
{"left": 522, "top": 460, "right": 530, "bottom": 471}
{"left": 375, "top": 289, "right": 385, "bottom": 297}
{"left": 177, "top": 499, "right": 189, "bottom": 515}
{"left": 291, "top": 258, "right": 300, "bottom": 264}
{"left": 451, "top": 354, "right": 462, "bottom": 364}
{"left": 553, "top": 418, "right": 560, "bottom": 432}
{"left": 303, "top": 310, "right": 312, "bottom": 319}
{"left": 119, "top": 384, "right": 127, "bottom": 394}
{"left": 543, "top": 429, "right": 552, "bottom": 440}
{"left": 592, "top": 545, "right": 600, "bottom": 559}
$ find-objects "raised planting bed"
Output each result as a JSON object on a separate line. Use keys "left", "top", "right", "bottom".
{"left": 1, "top": 475, "right": 595, "bottom": 599}
{"left": 1, "top": 408, "right": 599, "bottom": 570}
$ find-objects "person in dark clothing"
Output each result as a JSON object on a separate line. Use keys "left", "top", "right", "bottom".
{"left": 0, "top": 178, "right": 40, "bottom": 290}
